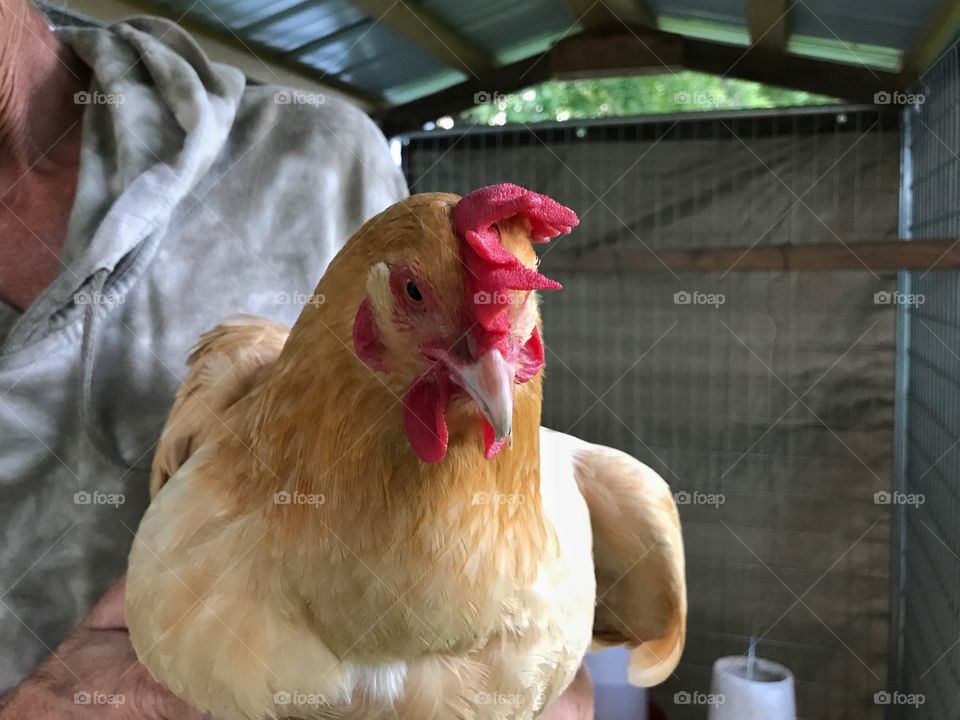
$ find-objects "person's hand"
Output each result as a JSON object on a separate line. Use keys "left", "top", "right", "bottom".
{"left": 0, "top": 577, "right": 208, "bottom": 719}
{"left": 542, "top": 664, "right": 594, "bottom": 720}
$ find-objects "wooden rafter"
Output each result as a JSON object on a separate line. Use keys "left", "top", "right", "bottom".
{"left": 563, "top": 0, "right": 656, "bottom": 30}
{"left": 238, "top": 0, "right": 317, "bottom": 34}
{"left": 349, "top": 0, "right": 495, "bottom": 78}
{"left": 681, "top": 36, "right": 904, "bottom": 101}
{"left": 903, "top": 0, "right": 960, "bottom": 77}
{"left": 378, "top": 27, "right": 909, "bottom": 134}
{"left": 746, "top": 0, "right": 789, "bottom": 52}
{"left": 541, "top": 240, "right": 960, "bottom": 273}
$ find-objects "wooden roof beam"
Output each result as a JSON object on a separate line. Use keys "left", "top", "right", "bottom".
{"left": 746, "top": 0, "right": 790, "bottom": 52}
{"left": 542, "top": 239, "right": 960, "bottom": 273}
{"left": 682, "top": 36, "right": 906, "bottom": 102}
{"left": 563, "top": 0, "right": 656, "bottom": 30}
{"left": 903, "top": 0, "right": 960, "bottom": 77}
{"left": 348, "top": 0, "right": 495, "bottom": 78}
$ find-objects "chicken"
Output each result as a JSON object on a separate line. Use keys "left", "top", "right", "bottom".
{"left": 127, "top": 184, "right": 685, "bottom": 720}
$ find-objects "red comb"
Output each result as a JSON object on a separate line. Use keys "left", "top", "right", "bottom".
{"left": 452, "top": 184, "right": 578, "bottom": 355}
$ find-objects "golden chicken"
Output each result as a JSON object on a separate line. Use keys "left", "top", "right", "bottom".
{"left": 127, "top": 184, "right": 685, "bottom": 720}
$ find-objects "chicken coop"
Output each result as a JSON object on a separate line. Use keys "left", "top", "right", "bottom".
{"left": 46, "top": 0, "right": 960, "bottom": 718}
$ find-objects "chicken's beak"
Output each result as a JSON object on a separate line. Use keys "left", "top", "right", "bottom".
{"left": 449, "top": 349, "right": 514, "bottom": 441}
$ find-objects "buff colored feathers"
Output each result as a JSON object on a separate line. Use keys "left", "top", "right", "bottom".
{"left": 129, "top": 187, "right": 686, "bottom": 720}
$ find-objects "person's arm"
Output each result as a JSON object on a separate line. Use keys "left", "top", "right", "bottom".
{"left": 1, "top": 576, "right": 591, "bottom": 720}
{"left": 0, "top": 578, "right": 208, "bottom": 720}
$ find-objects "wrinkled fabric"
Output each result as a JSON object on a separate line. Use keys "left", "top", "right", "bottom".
{"left": 0, "top": 16, "right": 407, "bottom": 690}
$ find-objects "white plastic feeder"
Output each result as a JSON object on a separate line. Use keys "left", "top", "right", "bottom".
{"left": 708, "top": 655, "right": 796, "bottom": 720}
{"left": 585, "top": 647, "right": 648, "bottom": 720}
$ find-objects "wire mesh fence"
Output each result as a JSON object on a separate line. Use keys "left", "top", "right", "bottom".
{"left": 401, "top": 105, "right": 900, "bottom": 720}
{"left": 891, "top": 40, "right": 960, "bottom": 720}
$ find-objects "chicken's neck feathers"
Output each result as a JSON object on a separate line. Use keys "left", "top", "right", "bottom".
{"left": 246, "top": 301, "right": 548, "bottom": 569}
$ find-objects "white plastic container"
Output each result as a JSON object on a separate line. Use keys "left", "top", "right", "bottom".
{"left": 708, "top": 655, "right": 796, "bottom": 720}
{"left": 585, "top": 647, "right": 648, "bottom": 720}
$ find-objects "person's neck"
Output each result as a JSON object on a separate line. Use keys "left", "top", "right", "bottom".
{"left": 0, "top": 0, "right": 91, "bottom": 312}
{"left": 0, "top": 0, "right": 89, "bottom": 174}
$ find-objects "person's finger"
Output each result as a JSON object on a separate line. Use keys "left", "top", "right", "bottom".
{"left": 126, "top": 665, "right": 211, "bottom": 720}
{"left": 543, "top": 664, "right": 594, "bottom": 720}
{"left": 84, "top": 576, "right": 127, "bottom": 631}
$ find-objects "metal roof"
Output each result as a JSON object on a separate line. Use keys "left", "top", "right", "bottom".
{"left": 52, "top": 0, "right": 957, "bottom": 130}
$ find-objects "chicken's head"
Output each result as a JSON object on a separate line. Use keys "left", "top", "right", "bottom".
{"left": 350, "top": 183, "right": 578, "bottom": 464}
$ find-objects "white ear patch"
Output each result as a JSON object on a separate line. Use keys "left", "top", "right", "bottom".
{"left": 366, "top": 262, "right": 391, "bottom": 305}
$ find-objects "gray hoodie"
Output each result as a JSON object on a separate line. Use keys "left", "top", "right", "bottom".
{"left": 0, "top": 16, "right": 407, "bottom": 689}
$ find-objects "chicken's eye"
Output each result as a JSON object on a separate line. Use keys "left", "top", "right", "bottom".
{"left": 405, "top": 280, "right": 423, "bottom": 302}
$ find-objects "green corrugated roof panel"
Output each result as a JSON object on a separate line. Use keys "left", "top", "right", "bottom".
{"left": 98, "top": 0, "right": 937, "bottom": 105}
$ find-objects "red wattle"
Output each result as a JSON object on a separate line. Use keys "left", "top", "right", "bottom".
{"left": 516, "top": 326, "right": 545, "bottom": 383}
{"left": 403, "top": 376, "right": 450, "bottom": 464}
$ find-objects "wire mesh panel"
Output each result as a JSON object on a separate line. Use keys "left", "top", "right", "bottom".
{"left": 893, "top": 42, "right": 960, "bottom": 720}
{"left": 401, "top": 106, "right": 899, "bottom": 720}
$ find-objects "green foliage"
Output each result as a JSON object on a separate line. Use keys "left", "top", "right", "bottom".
{"left": 456, "top": 72, "right": 835, "bottom": 126}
